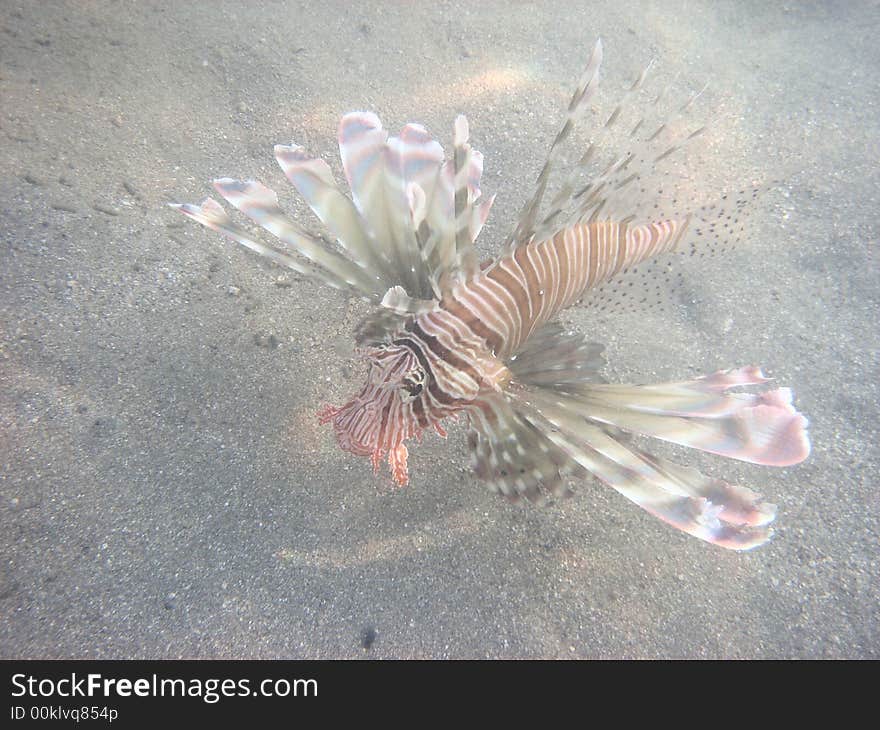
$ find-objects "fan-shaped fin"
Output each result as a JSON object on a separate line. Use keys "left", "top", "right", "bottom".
{"left": 507, "top": 38, "right": 604, "bottom": 248}
{"left": 174, "top": 111, "right": 504, "bottom": 343}
{"left": 508, "top": 322, "right": 605, "bottom": 387}
{"left": 466, "top": 395, "right": 582, "bottom": 503}
{"left": 540, "top": 416, "right": 776, "bottom": 550}
{"left": 168, "top": 198, "right": 364, "bottom": 294}
{"left": 515, "top": 367, "right": 810, "bottom": 467}
{"left": 507, "top": 382, "right": 781, "bottom": 549}
{"left": 274, "top": 144, "right": 395, "bottom": 287}
{"left": 336, "top": 112, "right": 493, "bottom": 300}
{"left": 502, "top": 367, "right": 809, "bottom": 549}
{"left": 338, "top": 113, "right": 425, "bottom": 295}
{"left": 212, "top": 178, "right": 386, "bottom": 297}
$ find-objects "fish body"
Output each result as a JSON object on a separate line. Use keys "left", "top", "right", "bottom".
{"left": 173, "top": 40, "right": 810, "bottom": 550}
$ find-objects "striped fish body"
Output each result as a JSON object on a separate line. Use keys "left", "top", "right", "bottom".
{"left": 445, "top": 218, "right": 687, "bottom": 359}
{"left": 320, "top": 217, "right": 696, "bottom": 491}
{"left": 174, "top": 40, "right": 810, "bottom": 550}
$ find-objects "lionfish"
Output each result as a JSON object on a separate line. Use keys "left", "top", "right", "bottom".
{"left": 172, "top": 40, "right": 810, "bottom": 550}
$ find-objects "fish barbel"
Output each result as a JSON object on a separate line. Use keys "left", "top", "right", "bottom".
{"left": 172, "top": 40, "right": 810, "bottom": 550}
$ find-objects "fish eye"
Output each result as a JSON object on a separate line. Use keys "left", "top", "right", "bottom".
{"left": 400, "top": 367, "right": 426, "bottom": 398}
{"left": 402, "top": 380, "right": 423, "bottom": 397}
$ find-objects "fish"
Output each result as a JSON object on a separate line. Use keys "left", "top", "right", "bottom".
{"left": 171, "top": 39, "right": 810, "bottom": 550}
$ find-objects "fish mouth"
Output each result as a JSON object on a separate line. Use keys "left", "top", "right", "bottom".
{"left": 317, "top": 395, "right": 411, "bottom": 486}
{"left": 317, "top": 401, "right": 378, "bottom": 456}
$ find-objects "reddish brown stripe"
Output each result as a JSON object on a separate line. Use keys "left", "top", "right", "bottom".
{"left": 409, "top": 322, "right": 482, "bottom": 390}
{"left": 487, "top": 262, "right": 530, "bottom": 322}
{"left": 585, "top": 225, "right": 598, "bottom": 287}
{"left": 514, "top": 244, "right": 541, "bottom": 303}
{"left": 411, "top": 392, "right": 428, "bottom": 429}
{"left": 441, "top": 294, "right": 504, "bottom": 354}
{"left": 612, "top": 222, "right": 628, "bottom": 276}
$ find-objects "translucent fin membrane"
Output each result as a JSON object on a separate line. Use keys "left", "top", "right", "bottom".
{"left": 508, "top": 322, "right": 606, "bottom": 387}
{"left": 506, "top": 367, "right": 809, "bottom": 549}
{"left": 467, "top": 394, "right": 585, "bottom": 503}
{"left": 506, "top": 38, "right": 605, "bottom": 249}
{"left": 173, "top": 112, "right": 496, "bottom": 315}
{"left": 579, "top": 182, "right": 770, "bottom": 317}
{"left": 168, "top": 198, "right": 367, "bottom": 294}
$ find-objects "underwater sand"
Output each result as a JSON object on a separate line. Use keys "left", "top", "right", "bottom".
{"left": 1, "top": 1, "right": 877, "bottom": 658}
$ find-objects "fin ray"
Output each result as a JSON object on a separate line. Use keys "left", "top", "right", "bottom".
{"left": 509, "top": 385, "right": 778, "bottom": 549}
{"left": 212, "top": 178, "right": 386, "bottom": 297}
{"left": 169, "top": 198, "right": 362, "bottom": 294}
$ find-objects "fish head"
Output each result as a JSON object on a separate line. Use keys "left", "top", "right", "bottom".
{"left": 318, "top": 343, "right": 435, "bottom": 486}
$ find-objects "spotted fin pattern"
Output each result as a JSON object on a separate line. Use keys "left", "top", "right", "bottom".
{"left": 467, "top": 393, "right": 584, "bottom": 503}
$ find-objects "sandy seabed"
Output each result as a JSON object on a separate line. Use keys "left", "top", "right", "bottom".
{"left": 1, "top": 1, "right": 877, "bottom": 658}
